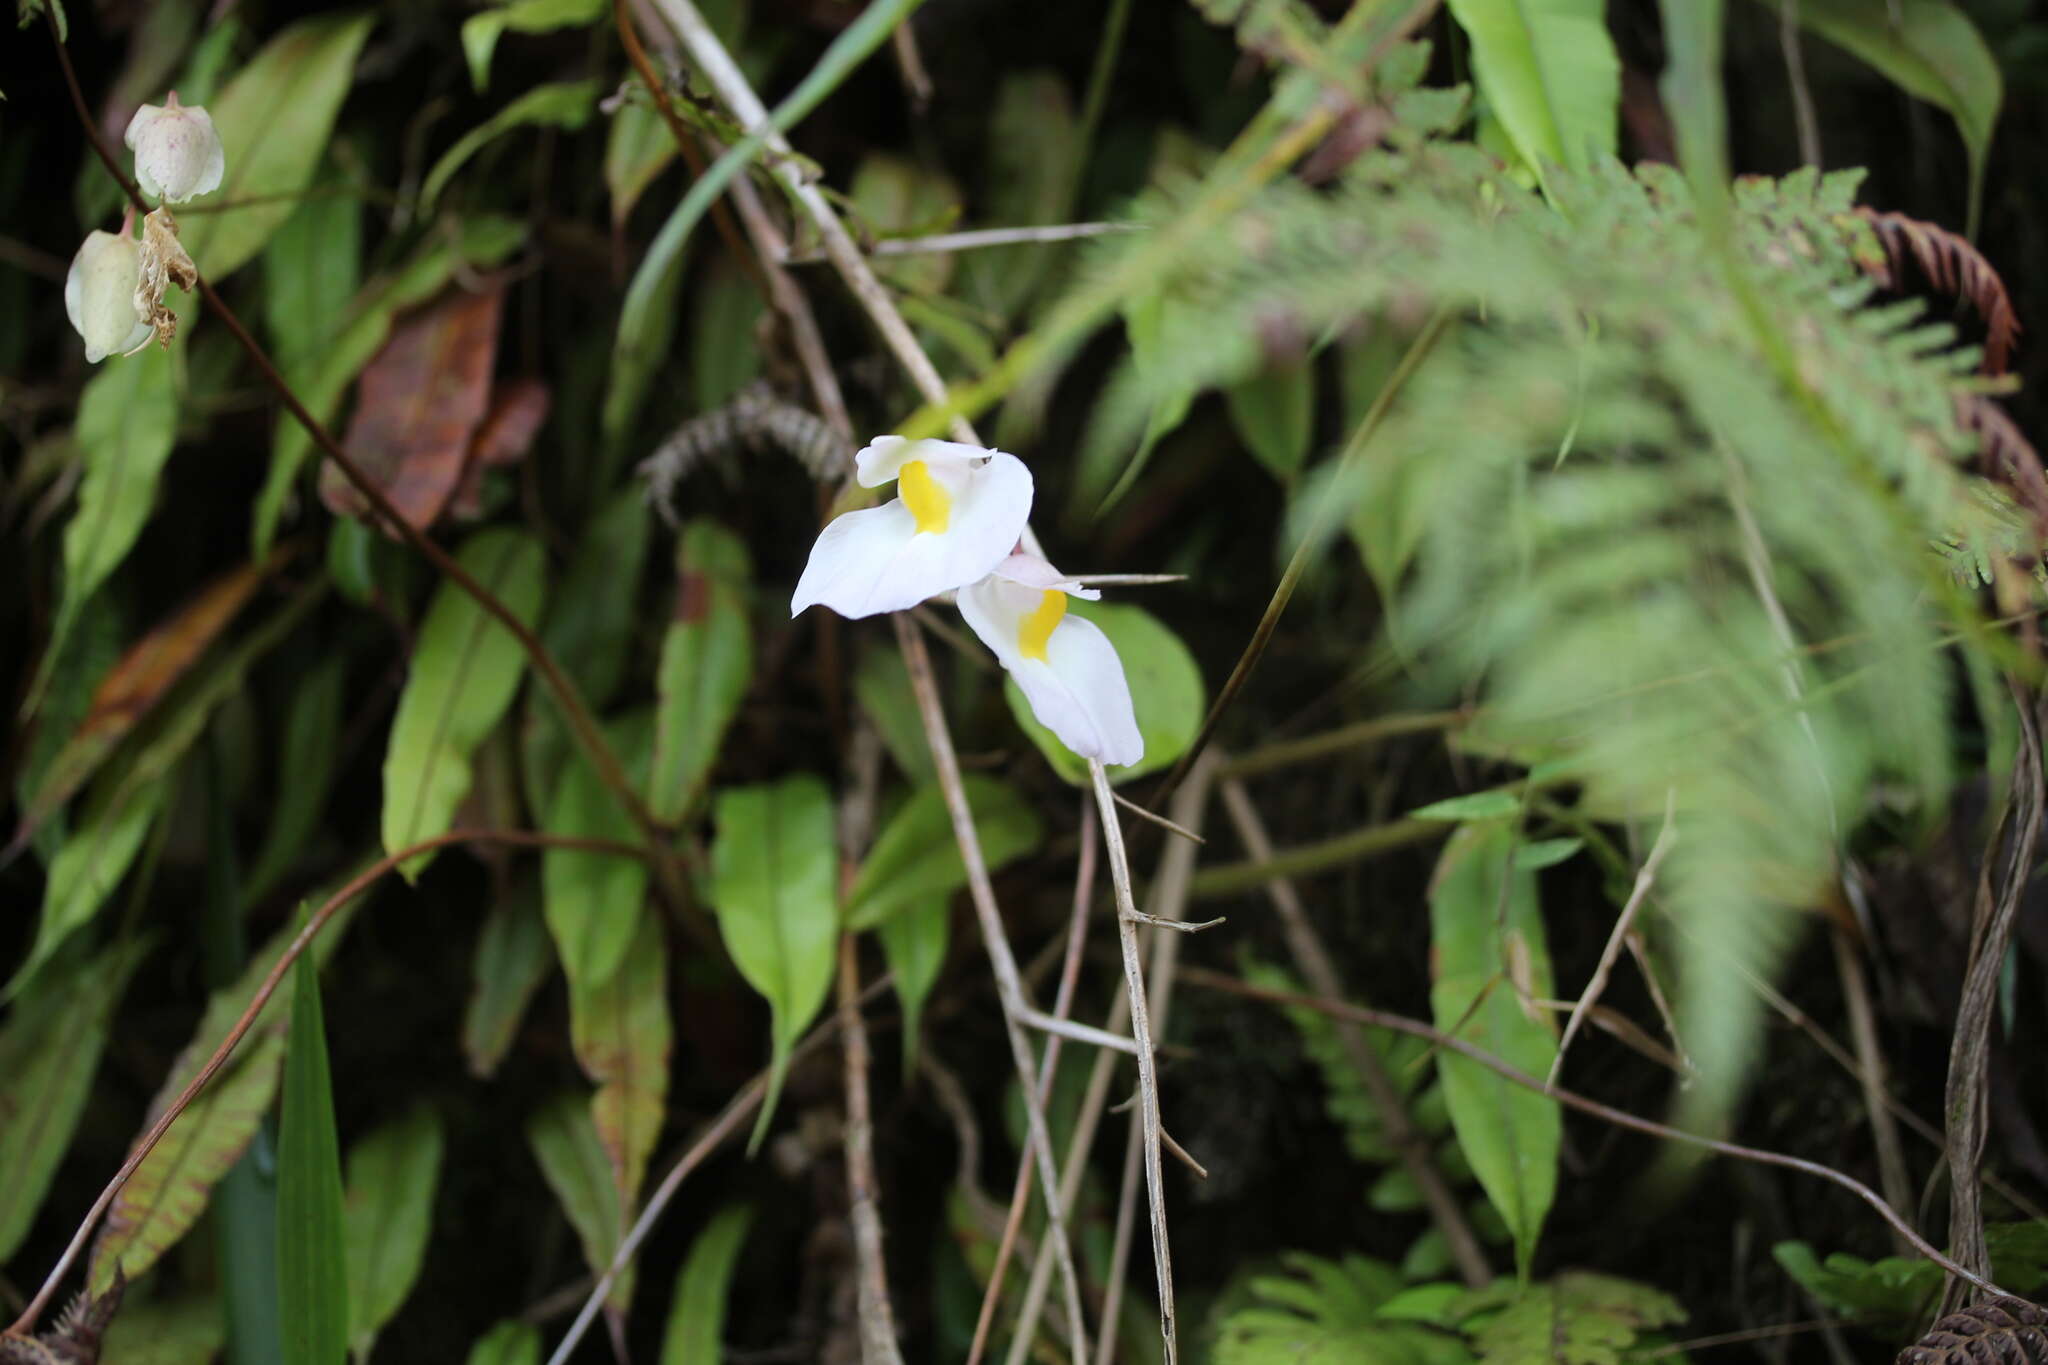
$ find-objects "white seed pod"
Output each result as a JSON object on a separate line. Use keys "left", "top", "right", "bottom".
{"left": 65, "top": 229, "right": 152, "bottom": 363}
{"left": 123, "top": 93, "right": 225, "bottom": 203}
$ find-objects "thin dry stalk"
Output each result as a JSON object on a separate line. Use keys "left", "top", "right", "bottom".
{"left": 1089, "top": 761, "right": 1178, "bottom": 1365}
{"left": 1550, "top": 792, "right": 1677, "bottom": 1087}
{"left": 968, "top": 799, "right": 1098, "bottom": 1365}
{"left": 1178, "top": 968, "right": 2010, "bottom": 1299}
{"left": 1828, "top": 922, "right": 1913, "bottom": 1251}
{"left": 892, "top": 614, "right": 1091, "bottom": 1364}
{"left": 837, "top": 936, "right": 905, "bottom": 1364}
{"left": 780, "top": 222, "right": 1139, "bottom": 264}
{"left": 1216, "top": 772, "right": 1493, "bottom": 1289}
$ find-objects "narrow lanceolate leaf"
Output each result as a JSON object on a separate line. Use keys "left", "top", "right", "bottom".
{"left": 605, "top": 98, "right": 677, "bottom": 229}
{"left": 540, "top": 487, "right": 654, "bottom": 712}
{"left": 1778, "top": 0, "right": 2000, "bottom": 231}
{"left": 278, "top": 953, "right": 349, "bottom": 1365}
{"left": 876, "top": 901, "right": 949, "bottom": 1076}
{"left": 466, "top": 1319, "right": 542, "bottom": 1365}
{"left": 254, "top": 215, "right": 527, "bottom": 552}
{"left": 527, "top": 1093, "right": 632, "bottom": 1310}
{"left": 420, "top": 80, "right": 600, "bottom": 211}
{"left": 90, "top": 898, "right": 364, "bottom": 1291}
{"left": 659, "top": 1204, "right": 755, "bottom": 1365}
{"left": 650, "top": 521, "right": 753, "bottom": 822}
{"left": 381, "top": 526, "right": 546, "bottom": 879}
{"left": 843, "top": 777, "right": 1042, "bottom": 931}
{"left": 689, "top": 258, "right": 766, "bottom": 413}
{"left": 0, "top": 940, "right": 148, "bottom": 1261}
{"left": 20, "top": 555, "right": 271, "bottom": 839}
{"left": 1428, "top": 821, "right": 1560, "bottom": 1278}
{"left": 570, "top": 911, "right": 672, "bottom": 1209}
{"left": 12, "top": 771, "right": 168, "bottom": 998}
{"left": 178, "top": 12, "right": 377, "bottom": 279}
{"left": 48, "top": 338, "right": 177, "bottom": 684}
{"left": 464, "top": 880, "right": 554, "bottom": 1077}
{"left": 707, "top": 776, "right": 838, "bottom": 1151}
{"left": 263, "top": 184, "right": 363, "bottom": 372}
{"left": 318, "top": 284, "right": 507, "bottom": 533}
{"left": 243, "top": 652, "right": 347, "bottom": 908}
{"left": 462, "top": 0, "right": 605, "bottom": 91}
{"left": 1443, "top": 0, "right": 1619, "bottom": 181}
{"left": 343, "top": 1105, "right": 445, "bottom": 1361}
{"left": 543, "top": 710, "right": 653, "bottom": 991}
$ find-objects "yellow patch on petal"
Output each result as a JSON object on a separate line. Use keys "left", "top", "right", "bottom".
{"left": 898, "top": 459, "right": 950, "bottom": 534}
{"left": 1018, "top": 590, "right": 1066, "bottom": 662}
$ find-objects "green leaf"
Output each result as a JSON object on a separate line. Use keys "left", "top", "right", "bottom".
{"left": 877, "top": 901, "right": 948, "bottom": 1076}
{"left": 605, "top": 98, "right": 678, "bottom": 228}
{"left": 690, "top": 257, "right": 767, "bottom": 412}
{"left": 99, "top": 1294, "right": 227, "bottom": 1365}
{"left": 1226, "top": 357, "right": 1316, "bottom": 482}
{"left": 967, "top": 70, "right": 1081, "bottom": 321}
{"left": 252, "top": 215, "right": 526, "bottom": 552}
{"left": 1442, "top": 0, "right": 1619, "bottom": 183}
{"left": 462, "top": 0, "right": 604, "bottom": 91}
{"left": 1460, "top": 1271, "right": 1684, "bottom": 1364}
{"left": 541, "top": 487, "right": 655, "bottom": 712}
{"left": 380, "top": 526, "right": 546, "bottom": 879}
{"left": 278, "top": 952, "right": 349, "bottom": 1365}
{"left": 1428, "top": 822, "right": 1560, "bottom": 1278}
{"left": 651, "top": 520, "right": 754, "bottom": 822}
{"left": 51, "top": 339, "right": 178, "bottom": 683}
{"left": 262, "top": 183, "right": 362, "bottom": 373}
{"left": 1776, "top": 0, "right": 2000, "bottom": 233}
{"left": 527, "top": 1092, "right": 633, "bottom": 1311}
{"left": 1408, "top": 789, "right": 1522, "bottom": 822}
{"left": 466, "top": 1320, "right": 541, "bottom": 1365}
{"left": 1004, "top": 601, "right": 1204, "bottom": 785}
{"left": 463, "top": 880, "right": 554, "bottom": 1078}
{"left": 1771, "top": 1240, "right": 1941, "bottom": 1322}
{"left": 707, "top": 775, "right": 838, "bottom": 1152}
{"left": 420, "top": 80, "right": 600, "bottom": 212}
{"left": 659, "top": 1204, "right": 755, "bottom": 1364}
{"left": 603, "top": 219, "right": 692, "bottom": 472}
{"left": 849, "top": 151, "right": 962, "bottom": 296}
{"left": 343, "top": 1105, "right": 445, "bottom": 1360}
{"left": 0, "top": 939, "right": 147, "bottom": 1261}
{"left": 844, "top": 776, "right": 1042, "bottom": 930}
{"left": 1513, "top": 836, "right": 1582, "bottom": 870}
{"left": 569, "top": 910, "right": 672, "bottom": 1209}
{"left": 16, "top": 772, "right": 169, "bottom": 995}
{"left": 852, "top": 646, "right": 932, "bottom": 782}
{"left": 243, "top": 652, "right": 346, "bottom": 908}
{"left": 179, "top": 12, "right": 376, "bottom": 280}
{"left": 543, "top": 710, "right": 654, "bottom": 991}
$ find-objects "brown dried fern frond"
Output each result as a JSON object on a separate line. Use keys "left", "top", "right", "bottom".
{"left": 1954, "top": 392, "right": 2048, "bottom": 537}
{"left": 1897, "top": 1296, "right": 2048, "bottom": 1364}
{"left": 1857, "top": 208, "right": 2021, "bottom": 376}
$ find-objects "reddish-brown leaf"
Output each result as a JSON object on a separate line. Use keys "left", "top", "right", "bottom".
{"left": 450, "top": 378, "right": 551, "bottom": 520}
{"left": 1856, "top": 208, "right": 2021, "bottom": 376}
{"left": 13, "top": 556, "right": 276, "bottom": 852}
{"left": 320, "top": 285, "right": 505, "bottom": 533}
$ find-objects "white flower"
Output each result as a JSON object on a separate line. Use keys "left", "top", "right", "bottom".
{"left": 790, "top": 436, "right": 1033, "bottom": 619}
{"left": 124, "top": 93, "right": 225, "bottom": 203}
{"left": 65, "top": 227, "right": 152, "bottom": 363}
{"left": 959, "top": 553, "right": 1143, "bottom": 767}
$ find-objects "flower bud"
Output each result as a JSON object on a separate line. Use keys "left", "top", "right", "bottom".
{"left": 65, "top": 230, "right": 152, "bottom": 363}
{"left": 123, "top": 93, "right": 225, "bottom": 204}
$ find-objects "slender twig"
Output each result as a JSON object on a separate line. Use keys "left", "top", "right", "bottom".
{"left": 1220, "top": 710, "right": 1467, "bottom": 779}
{"left": 969, "top": 798, "right": 1097, "bottom": 1365}
{"left": 1549, "top": 791, "right": 1676, "bottom": 1086}
{"left": 1778, "top": 0, "right": 1823, "bottom": 169}
{"left": 1121, "top": 911, "right": 1224, "bottom": 934}
{"left": 1089, "top": 760, "right": 1176, "bottom": 1365}
{"left": 1216, "top": 772, "right": 1492, "bottom": 1288}
{"left": 1022, "top": 1007, "right": 1141, "bottom": 1055}
{"left": 1178, "top": 967, "right": 2013, "bottom": 1299}
{"left": 837, "top": 936, "right": 905, "bottom": 1364}
{"left": 888, "top": 17, "right": 933, "bottom": 112}
{"left": 1149, "top": 305, "right": 1455, "bottom": 810}
{"left": 1159, "top": 1127, "right": 1207, "bottom": 1180}
{"left": 46, "top": 20, "right": 670, "bottom": 879}
{"left": 1112, "top": 792, "right": 1204, "bottom": 846}
{"left": 545, "top": 976, "right": 894, "bottom": 1365}
{"left": 892, "top": 615, "right": 1091, "bottom": 1364}
{"left": 779, "top": 222, "right": 1141, "bottom": 264}
{"left": 9, "top": 828, "right": 644, "bottom": 1337}
{"left": 1188, "top": 815, "right": 1444, "bottom": 897}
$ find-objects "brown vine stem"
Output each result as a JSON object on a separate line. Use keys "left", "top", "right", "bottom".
{"left": 6, "top": 828, "right": 646, "bottom": 1338}
{"left": 46, "top": 19, "right": 673, "bottom": 891}
{"left": 1176, "top": 967, "right": 2013, "bottom": 1300}
{"left": 1149, "top": 304, "right": 1455, "bottom": 813}
{"left": 894, "top": 613, "right": 1092, "bottom": 1365}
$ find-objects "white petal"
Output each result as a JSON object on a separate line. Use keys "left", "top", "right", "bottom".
{"left": 124, "top": 101, "right": 225, "bottom": 203}
{"left": 791, "top": 501, "right": 919, "bottom": 618}
{"left": 65, "top": 231, "right": 151, "bottom": 364}
{"left": 989, "top": 551, "right": 1099, "bottom": 599}
{"left": 855, "top": 436, "right": 1007, "bottom": 488}
{"left": 959, "top": 580, "right": 1143, "bottom": 767}
{"left": 957, "top": 574, "right": 1036, "bottom": 668}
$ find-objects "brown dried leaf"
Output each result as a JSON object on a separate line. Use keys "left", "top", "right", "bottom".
{"left": 1955, "top": 392, "right": 2048, "bottom": 539}
{"left": 320, "top": 284, "right": 505, "bottom": 533}
{"left": 12, "top": 556, "right": 275, "bottom": 852}
{"left": 450, "top": 378, "right": 551, "bottom": 521}
{"left": 1897, "top": 1296, "right": 2048, "bottom": 1364}
{"left": 133, "top": 208, "right": 196, "bottom": 351}
{"left": 1857, "top": 208, "right": 2021, "bottom": 376}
